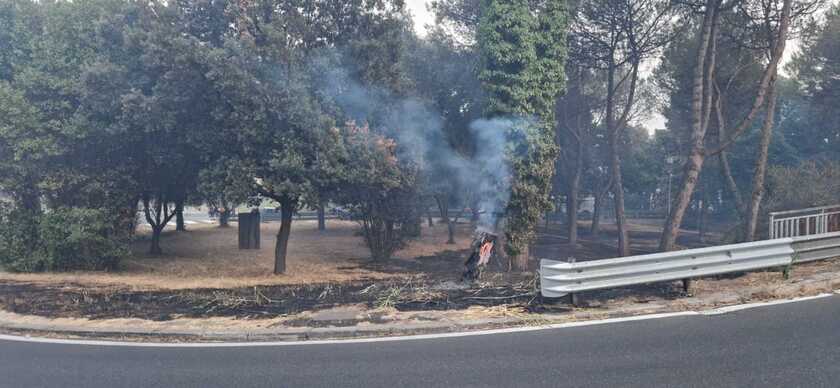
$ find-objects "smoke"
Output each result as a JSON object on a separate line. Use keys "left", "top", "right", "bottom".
{"left": 310, "top": 50, "right": 529, "bottom": 231}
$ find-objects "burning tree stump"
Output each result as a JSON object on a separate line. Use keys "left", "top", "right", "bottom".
{"left": 462, "top": 232, "right": 497, "bottom": 282}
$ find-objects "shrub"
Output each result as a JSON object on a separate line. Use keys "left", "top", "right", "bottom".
{"left": 0, "top": 206, "right": 128, "bottom": 272}
{"left": 335, "top": 122, "right": 420, "bottom": 261}
{"left": 0, "top": 203, "right": 40, "bottom": 271}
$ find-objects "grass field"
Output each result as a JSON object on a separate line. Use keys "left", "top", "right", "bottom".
{"left": 0, "top": 220, "right": 473, "bottom": 290}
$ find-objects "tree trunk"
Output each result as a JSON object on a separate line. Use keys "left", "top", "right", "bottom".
{"left": 150, "top": 226, "right": 163, "bottom": 255}
{"left": 591, "top": 189, "right": 604, "bottom": 236}
{"left": 470, "top": 196, "right": 480, "bottom": 230}
{"left": 661, "top": 0, "right": 792, "bottom": 250}
{"left": 605, "top": 55, "right": 632, "bottom": 256}
{"left": 219, "top": 199, "right": 230, "bottom": 228}
{"left": 435, "top": 195, "right": 455, "bottom": 244}
{"left": 660, "top": 1, "right": 719, "bottom": 251}
{"left": 567, "top": 147, "right": 582, "bottom": 247}
{"left": 175, "top": 200, "right": 186, "bottom": 232}
{"left": 511, "top": 245, "right": 529, "bottom": 272}
{"left": 274, "top": 198, "right": 295, "bottom": 274}
{"left": 714, "top": 84, "right": 746, "bottom": 219}
{"left": 317, "top": 201, "right": 326, "bottom": 232}
{"left": 426, "top": 201, "right": 435, "bottom": 228}
{"left": 744, "top": 78, "right": 778, "bottom": 241}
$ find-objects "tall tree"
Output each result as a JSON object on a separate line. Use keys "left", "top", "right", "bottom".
{"left": 789, "top": 2, "right": 840, "bottom": 162}
{"left": 572, "top": 0, "right": 675, "bottom": 256}
{"left": 477, "top": 0, "right": 566, "bottom": 271}
{"left": 659, "top": 0, "right": 794, "bottom": 250}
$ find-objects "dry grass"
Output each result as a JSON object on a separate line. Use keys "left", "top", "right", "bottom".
{"left": 0, "top": 220, "right": 472, "bottom": 291}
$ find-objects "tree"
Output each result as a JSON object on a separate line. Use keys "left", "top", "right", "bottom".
{"left": 334, "top": 122, "right": 419, "bottom": 260}
{"left": 659, "top": 0, "right": 797, "bottom": 250}
{"left": 789, "top": 2, "right": 840, "bottom": 162}
{"left": 477, "top": 0, "right": 567, "bottom": 271}
{"left": 205, "top": 0, "right": 413, "bottom": 272}
{"left": 571, "top": 0, "right": 676, "bottom": 256}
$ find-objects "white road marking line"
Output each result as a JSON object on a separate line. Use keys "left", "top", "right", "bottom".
{"left": 0, "top": 312, "right": 700, "bottom": 348}
{"left": 699, "top": 293, "right": 835, "bottom": 315}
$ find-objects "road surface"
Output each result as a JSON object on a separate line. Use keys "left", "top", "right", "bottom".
{"left": 2, "top": 295, "right": 840, "bottom": 387}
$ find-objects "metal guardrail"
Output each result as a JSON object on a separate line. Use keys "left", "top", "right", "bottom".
{"left": 540, "top": 237, "right": 823, "bottom": 298}
{"left": 769, "top": 205, "right": 840, "bottom": 239}
{"left": 792, "top": 232, "right": 840, "bottom": 263}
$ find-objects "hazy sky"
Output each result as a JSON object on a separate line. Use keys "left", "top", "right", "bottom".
{"left": 405, "top": 0, "right": 823, "bottom": 132}
{"left": 406, "top": 0, "right": 434, "bottom": 37}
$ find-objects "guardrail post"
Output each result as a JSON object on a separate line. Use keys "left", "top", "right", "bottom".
{"left": 568, "top": 257, "right": 579, "bottom": 307}
{"left": 682, "top": 278, "right": 692, "bottom": 295}
{"left": 769, "top": 214, "right": 775, "bottom": 239}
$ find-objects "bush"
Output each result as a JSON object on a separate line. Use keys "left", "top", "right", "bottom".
{"left": 0, "top": 204, "right": 40, "bottom": 271}
{"left": 335, "top": 122, "right": 420, "bottom": 261}
{"left": 0, "top": 206, "right": 128, "bottom": 272}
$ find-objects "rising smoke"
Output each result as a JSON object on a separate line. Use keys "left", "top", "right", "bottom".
{"left": 310, "top": 50, "right": 532, "bottom": 230}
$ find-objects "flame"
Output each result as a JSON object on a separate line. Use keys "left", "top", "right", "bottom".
{"left": 478, "top": 241, "right": 493, "bottom": 266}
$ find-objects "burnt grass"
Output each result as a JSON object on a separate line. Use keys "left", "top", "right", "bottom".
{"left": 0, "top": 228, "right": 705, "bottom": 322}
{"left": 0, "top": 275, "right": 537, "bottom": 321}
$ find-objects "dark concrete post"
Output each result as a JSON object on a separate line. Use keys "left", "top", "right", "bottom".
{"left": 238, "top": 210, "right": 261, "bottom": 250}
{"left": 238, "top": 212, "right": 252, "bottom": 249}
{"left": 250, "top": 209, "right": 261, "bottom": 249}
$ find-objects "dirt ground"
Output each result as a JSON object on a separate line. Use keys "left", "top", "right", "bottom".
{"left": 0, "top": 217, "right": 727, "bottom": 291}
{"left": 0, "top": 220, "right": 473, "bottom": 290}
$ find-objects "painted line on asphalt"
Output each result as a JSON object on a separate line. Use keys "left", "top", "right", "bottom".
{"left": 0, "top": 292, "right": 835, "bottom": 348}
{"left": 699, "top": 293, "right": 835, "bottom": 316}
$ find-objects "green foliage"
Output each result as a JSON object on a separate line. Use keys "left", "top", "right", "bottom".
{"left": 477, "top": 0, "right": 566, "bottom": 257}
{"left": 0, "top": 206, "right": 127, "bottom": 272}
{"left": 335, "top": 122, "right": 419, "bottom": 260}
{"left": 789, "top": 3, "right": 840, "bottom": 161}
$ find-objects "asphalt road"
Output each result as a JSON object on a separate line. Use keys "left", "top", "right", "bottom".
{"left": 3, "top": 295, "right": 840, "bottom": 388}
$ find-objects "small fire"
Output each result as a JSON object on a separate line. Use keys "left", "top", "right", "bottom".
{"left": 462, "top": 231, "right": 497, "bottom": 282}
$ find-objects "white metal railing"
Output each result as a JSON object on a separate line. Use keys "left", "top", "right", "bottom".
{"left": 540, "top": 232, "right": 840, "bottom": 298}
{"left": 769, "top": 205, "right": 840, "bottom": 239}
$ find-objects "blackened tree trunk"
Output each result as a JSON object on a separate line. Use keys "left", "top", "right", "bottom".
{"left": 317, "top": 201, "right": 326, "bottom": 232}
{"left": 744, "top": 77, "right": 778, "bottom": 241}
{"left": 274, "top": 198, "right": 295, "bottom": 274}
{"left": 175, "top": 200, "right": 186, "bottom": 232}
